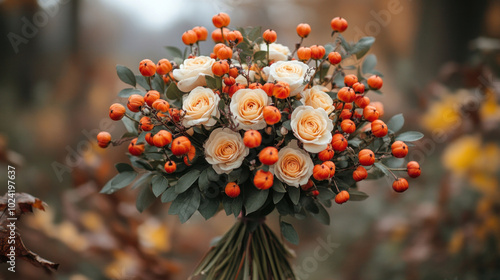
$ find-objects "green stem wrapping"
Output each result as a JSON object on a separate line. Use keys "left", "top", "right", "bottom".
{"left": 190, "top": 218, "right": 298, "bottom": 280}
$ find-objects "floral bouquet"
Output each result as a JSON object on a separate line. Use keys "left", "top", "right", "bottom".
{"left": 97, "top": 12, "right": 423, "bottom": 279}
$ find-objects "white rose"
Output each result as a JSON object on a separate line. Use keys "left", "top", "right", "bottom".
{"left": 204, "top": 128, "right": 249, "bottom": 174}
{"left": 300, "top": 86, "right": 335, "bottom": 115}
{"left": 173, "top": 56, "right": 215, "bottom": 92}
{"left": 230, "top": 88, "right": 271, "bottom": 130}
{"left": 291, "top": 106, "right": 333, "bottom": 153}
{"left": 259, "top": 43, "right": 291, "bottom": 62}
{"left": 182, "top": 86, "right": 220, "bottom": 127}
{"left": 264, "top": 60, "right": 310, "bottom": 96}
{"left": 270, "top": 140, "right": 314, "bottom": 187}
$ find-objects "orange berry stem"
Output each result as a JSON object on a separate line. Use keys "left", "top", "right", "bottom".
{"left": 306, "top": 57, "right": 328, "bottom": 89}
{"left": 290, "top": 37, "right": 304, "bottom": 59}
{"left": 266, "top": 42, "right": 270, "bottom": 66}
{"left": 220, "top": 27, "right": 226, "bottom": 45}
{"left": 332, "top": 179, "right": 340, "bottom": 193}
{"left": 382, "top": 163, "right": 399, "bottom": 180}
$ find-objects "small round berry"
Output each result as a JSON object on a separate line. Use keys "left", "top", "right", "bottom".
{"left": 263, "top": 29, "right": 277, "bottom": 44}
{"left": 144, "top": 90, "right": 160, "bottom": 107}
{"left": 211, "top": 28, "right": 230, "bottom": 43}
{"left": 363, "top": 105, "right": 379, "bottom": 122}
{"left": 328, "top": 51, "right": 342, "bottom": 65}
{"left": 272, "top": 81, "right": 291, "bottom": 99}
{"left": 164, "top": 160, "right": 177, "bottom": 173}
{"left": 392, "top": 178, "right": 409, "bottom": 193}
{"left": 330, "top": 17, "right": 348, "bottom": 32}
{"left": 367, "top": 75, "right": 383, "bottom": 90}
{"left": 407, "top": 161, "right": 421, "bottom": 178}
{"left": 261, "top": 82, "right": 275, "bottom": 97}
{"left": 300, "top": 179, "right": 314, "bottom": 191}
{"left": 171, "top": 136, "right": 191, "bottom": 156}
{"left": 109, "top": 103, "right": 126, "bottom": 121}
{"left": 263, "top": 106, "right": 282, "bottom": 125}
{"left": 310, "top": 45, "right": 326, "bottom": 60}
{"left": 371, "top": 101, "right": 385, "bottom": 117}
{"left": 352, "top": 82, "right": 365, "bottom": 94}
{"left": 217, "top": 46, "right": 233, "bottom": 60}
{"left": 391, "top": 141, "right": 408, "bottom": 158}
{"left": 152, "top": 99, "right": 170, "bottom": 112}
{"left": 331, "top": 133, "right": 348, "bottom": 152}
{"left": 128, "top": 138, "right": 145, "bottom": 156}
{"left": 335, "top": 190, "right": 350, "bottom": 204}
{"left": 341, "top": 119, "right": 356, "bottom": 134}
{"left": 323, "top": 160, "right": 336, "bottom": 178}
{"left": 340, "top": 109, "right": 353, "bottom": 120}
{"left": 243, "top": 130, "right": 262, "bottom": 148}
{"left": 145, "top": 133, "right": 155, "bottom": 146}
{"left": 225, "top": 182, "right": 241, "bottom": 198}
{"left": 337, "top": 87, "right": 356, "bottom": 103}
{"left": 313, "top": 164, "right": 330, "bottom": 181}
{"left": 153, "top": 130, "right": 172, "bottom": 147}
{"left": 192, "top": 26, "right": 208, "bottom": 41}
{"left": 127, "top": 94, "right": 145, "bottom": 112}
{"left": 297, "top": 47, "right": 312, "bottom": 61}
{"left": 355, "top": 95, "right": 370, "bottom": 108}
{"left": 259, "top": 147, "right": 279, "bottom": 165}
{"left": 156, "top": 59, "right": 172, "bottom": 75}
{"left": 183, "top": 145, "right": 196, "bottom": 166}
{"left": 296, "top": 23, "right": 311, "bottom": 38}
{"left": 318, "top": 144, "right": 335, "bottom": 161}
{"left": 254, "top": 170, "right": 274, "bottom": 190}
{"left": 358, "top": 149, "right": 375, "bottom": 166}
{"left": 139, "top": 59, "right": 156, "bottom": 77}
{"left": 344, "top": 74, "right": 358, "bottom": 87}
{"left": 371, "top": 120, "right": 388, "bottom": 137}
{"left": 212, "top": 12, "right": 230, "bottom": 28}
{"left": 353, "top": 166, "right": 368, "bottom": 181}
{"left": 97, "top": 132, "right": 111, "bottom": 148}
{"left": 212, "top": 60, "right": 230, "bottom": 76}
{"left": 139, "top": 116, "right": 154, "bottom": 131}
{"left": 311, "top": 190, "right": 320, "bottom": 196}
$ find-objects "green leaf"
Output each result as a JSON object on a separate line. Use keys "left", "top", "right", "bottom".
{"left": 165, "top": 46, "right": 183, "bottom": 59}
{"left": 116, "top": 65, "right": 136, "bottom": 87}
{"left": 367, "top": 166, "right": 386, "bottom": 180}
{"left": 253, "top": 51, "right": 267, "bottom": 62}
{"left": 228, "top": 168, "right": 242, "bottom": 183}
{"left": 198, "top": 169, "right": 211, "bottom": 191}
{"left": 351, "top": 37, "right": 375, "bottom": 59}
{"left": 169, "top": 187, "right": 201, "bottom": 223}
{"left": 152, "top": 175, "right": 169, "bottom": 197}
{"left": 282, "top": 120, "right": 291, "bottom": 131}
{"left": 207, "top": 166, "right": 220, "bottom": 182}
{"left": 175, "top": 169, "right": 201, "bottom": 193}
{"left": 247, "top": 26, "right": 262, "bottom": 41}
{"left": 324, "top": 44, "right": 335, "bottom": 58}
{"left": 382, "top": 157, "right": 405, "bottom": 168}
{"left": 153, "top": 73, "right": 165, "bottom": 93}
{"left": 348, "top": 190, "right": 369, "bottom": 201}
{"left": 166, "top": 82, "right": 184, "bottom": 100}
{"left": 273, "top": 191, "right": 285, "bottom": 204}
{"left": 121, "top": 115, "right": 138, "bottom": 134}
{"left": 373, "top": 162, "right": 391, "bottom": 177}
{"left": 317, "top": 187, "right": 335, "bottom": 201}
{"left": 396, "top": 131, "right": 424, "bottom": 142}
{"left": 238, "top": 167, "right": 250, "bottom": 185}
{"left": 244, "top": 187, "right": 269, "bottom": 214}
{"left": 337, "top": 34, "right": 352, "bottom": 52}
{"left": 362, "top": 54, "right": 377, "bottom": 74}
{"left": 310, "top": 202, "right": 330, "bottom": 225}
{"left": 287, "top": 187, "right": 300, "bottom": 205}
{"left": 116, "top": 163, "right": 134, "bottom": 173}
{"left": 136, "top": 185, "right": 156, "bottom": 212}
{"left": 205, "top": 75, "right": 218, "bottom": 90}
{"left": 132, "top": 172, "right": 153, "bottom": 189}
{"left": 135, "top": 75, "right": 151, "bottom": 90}
{"left": 101, "top": 171, "right": 137, "bottom": 193}
{"left": 198, "top": 197, "right": 220, "bottom": 220}
{"left": 118, "top": 88, "right": 143, "bottom": 98}
{"left": 280, "top": 221, "right": 299, "bottom": 245}
{"left": 136, "top": 131, "right": 147, "bottom": 144}
{"left": 272, "top": 180, "right": 286, "bottom": 193}
{"left": 160, "top": 187, "right": 178, "bottom": 203}
{"left": 387, "top": 113, "right": 404, "bottom": 133}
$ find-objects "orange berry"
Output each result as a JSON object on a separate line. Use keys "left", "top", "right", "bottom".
{"left": 212, "top": 12, "right": 230, "bottom": 28}
{"left": 323, "top": 160, "right": 336, "bottom": 178}
{"left": 328, "top": 51, "right": 342, "bottom": 64}
{"left": 213, "top": 43, "right": 226, "bottom": 55}
{"left": 127, "top": 94, "right": 145, "bottom": 113}
{"left": 217, "top": 46, "right": 233, "bottom": 60}
{"left": 139, "top": 59, "right": 156, "bottom": 77}
{"left": 340, "top": 109, "right": 353, "bottom": 120}
{"left": 144, "top": 90, "right": 160, "bottom": 107}
{"left": 363, "top": 105, "right": 379, "bottom": 122}
{"left": 371, "top": 120, "right": 388, "bottom": 137}
{"left": 224, "top": 76, "right": 236, "bottom": 86}
{"left": 211, "top": 28, "right": 230, "bottom": 43}
{"left": 139, "top": 116, "right": 154, "bottom": 131}
{"left": 243, "top": 130, "right": 262, "bottom": 148}
{"left": 156, "top": 59, "right": 172, "bottom": 75}
{"left": 128, "top": 138, "right": 145, "bottom": 156}
{"left": 300, "top": 179, "right": 314, "bottom": 191}
{"left": 310, "top": 45, "right": 326, "bottom": 60}
{"left": 392, "top": 178, "right": 409, "bottom": 193}
{"left": 330, "top": 17, "right": 348, "bottom": 32}
{"left": 337, "top": 87, "right": 356, "bottom": 103}
{"left": 259, "top": 146, "right": 279, "bottom": 165}
{"left": 153, "top": 130, "right": 172, "bottom": 147}
{"left": 145, "top": 132, "right": 155, "bottom": 146}
{"left": 225, "top": 31, "right": 237, "bottom": 42}
{"left": 109, "top": 103, "right": 126, "bottom": 121}
{"left": 152, "top": 99, "right": 170, "bottom": 112}
{"left": 352, "top": 82, "right": 365, "bottom": 94}
{"left": 344, "top": 74, "right": 358, "bottom": 87}
{"left": 272, "top": 81, "right": 291, "bottom": 99}
{"left": 334, "top": 190, "right": 350, "bottom": 204}
{"left": 311, "top": 190, "right": 320, "bottom": 196}
{"left": 192, "top": 26, "right": 208, "bottom": 41}
{"left": 263, "top": 106, "right": 281, "bottom": 125}
{"left": 371, "top": 101, "right": 385, "bottom": 117}
{"left": 261, "top": 82, "right": 275, "bottom": 97}
{"left": 367, "top": 75, "right": 383, "bottom": 90}
{"left": 164, "top": 160, "right": 177, "bottom": 173}
{"left": 212, "top": 60, "right": 230, "bottom": 76}
{"left": 296, "top": 23, "right": 311, "bottom": 38}
{"left": 169, "top": 108, "right": 181, "bottom": 122}
{"left": 355, "top": 95, "right": 370, "bottom": 108}
{"left": 297, "top": 47, "right": 312, "bottom": 61}
{"left": 407, "top": 161, "right": 421, "bottom": 178}
{"left": 331, "top": 133, "right": 348, "bottom": 151}
{"left": 318, "top": 144, "right": 335, "bottom": 161}
{"left": 171, "top": 136, "right": 191, "bottom": 156}
{"left": 341, "top": 119, "right": 356, "bottom": 134}
{"left": 353, "top": 166, "right": 368, "bottom": 181}
{"left": 358, "top": 149, "right": 375, "bottom": 166}
{"left": 233, "top": 30, "right": 244, "bottom": 45}
{"left": 263, "top": 29, "right": 277, "bottom": 44}
{"left": 228, "top": 67, "right": 239, "bottom": 78}
{"left": 225, "top": 182, "right": 241, "bottom": 198}
{"left": 182, "top": 30, "right": 197, "bottom": 45}
{"left": 313, "top": 164, "right": 330, "bottom": 181}
{"left": 391, "top": 141, "right": 408, "bottom": 158}
{"left": 228, "top": 83, "right": 245, "bottom": 98}
{"left": 97, "top": 131, "right": 111, "bottom": 148}
{"left": 254, "top": 170, "right": 274, "bottom": 190}
{"left": 183, "top": 145, "right": 196, "bottom": 166}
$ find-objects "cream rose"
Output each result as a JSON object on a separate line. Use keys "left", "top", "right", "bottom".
{"left": 264, "top": 60, "right": 310, "bottom": 96}
{"left": 204, "top": 128, "right": 249, "bottom": 174}
{"left": 173, "top": 56, "right": 215, "bottom": 92}
{"left": 230, "top": 88, "right": 271, "bottom": 130}
{"left": 182, "top": 86, "right": 220, "bottom": 127}
{"left": 259, "top": 43, "right": 291, "bottom": 62}
{"left": 300, "top": 86, "right": 335, "bottom": 115}
{"left": 270, "top": 140, "right": 314, "bottom": 187}
{"left": 291, "top": 106, "right": 333, "bottom": 153}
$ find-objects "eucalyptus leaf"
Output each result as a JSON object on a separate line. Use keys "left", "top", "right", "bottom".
{"left": 116, "top": 65, "right": 136, "bottom": 87}
{"left": 136, "top": 184, "right": 156, "bottom": 212}
{"left": 396, "top": 131, "right": 424, "bottom": 142}
{"left": 152, "top": 175, "right": 169, "bottom": 197}
{"left": 280, "top": 221, "right": 299, "bottom": 245}
{"left": 244, "top": 187, "right": 269, "bottom": 214}
{"left": 387, "top": 113, "right": 405, "bottom": 133}
{"left": 175, "top": 169, "right": 201, "bottom": 193}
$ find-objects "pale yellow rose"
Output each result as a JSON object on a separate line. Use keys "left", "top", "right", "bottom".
{"left": 291, "top": 106, "right": 333, "bottom": 153}
{"left": 230, "top": 88, "right": 271, "bottom": 130}
{"left": 172, "top": 56, "right": 215, "bottom": 92}
{"left": 259, "top": 43, "right": 291, "bottom": 61}
{"left": 270, "top": 140, "right": 314, "bottom": 187}
{"left": 264, "top": 60, "right": 310, "bottom": 96}
{"left": 300, "top": 86, "right": 335, "bottom": 115}
{"left": 182, "top": 86, "right": 220, "bottom": 127}
{"left": 204, "top": 128, "right": 249, "bottom": 174}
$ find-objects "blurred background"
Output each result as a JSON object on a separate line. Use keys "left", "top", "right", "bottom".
{"left": 0, "top": 0, "right": 499, "bottom": 279}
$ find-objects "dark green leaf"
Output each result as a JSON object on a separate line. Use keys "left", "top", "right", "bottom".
{"left": 362, "top": 54, "right": 377, "bottom": 74}
{"left": 135, "top": 75, "right": 151, "bottom": 90}
{"left": 396, "top": 131, "right": 424, "bottom": 142}
{"left": 387, "top": 113, "right": 405, "bottom": 133}
{"left": 132, "top": 172, "right": 153, "bottom": 189}
{"left": 287, "top": 187, "right": 300, "bottom": 205}
{"left": 152, "top": 175, "right": 169, "bottom": 197}
{"left": 282, "top": 120, "right": 291, "bottom": 131}
{"left": 273, "top": 191, "right": 285, "bottom": 204}
{"left": 244, "top": 187, "right": 269, "bottom": 214}
{"left": 116, "top": 65, "right": 136, "bottom": 87}
{"left": 152, "top": 73, "right": 165, "bottom": 93}
{"left": 280, "top": 221, "right": 299, "bottom": 245}
{"left": 317, "top": 187, "right": 335, "bottom": 201}
{"left": 116, "top": 163, "right": 134, "bottom": 173}
{"left": 348, "top": 190, "right": 369, "bottom": 201}
{"left": 169, "top": 187, "right": 201, "bottom": 223}
{"left": 207, "top": 166, "right": 220, "bottom": 181}
{"left": 166, "top": 82, "right": 184, "bottom": 100}
{"left": 101, "top": 171, "right": 137, "bottom": 193}
{"left": 198, "top": 196, "right": 220, "bottom": 220}
{"left": 310, "top": 202, "right": 330, "bottom": 225}
{"left": 136, "top": 185, "right": 156, "bottom": 212}
{"left": 272, "top": 180, "right": 286, "bottom": 193}
{"left": 118, "top": 88, "right": 143, "bottom": 97}
{"left": 247, "top": 26, "right": 262, "bottom": 41}
{"left": 175, "top": 169, "right": 201, "bottom": 193}
{"left": 121, "top": 115, "right": 138, "bottom": 134}
{"left": 165, "top": 46, "right": 183, "bottom": 59}
{"left": 198, "top": 169, "right": 211, "bottom": 191}
{"left": 205, "top": 75, "right": 218, "bottom": 90}
{"left": 253, "top": 51, "right": 267, "bottom": 62}
{"left": 373, "top": 162, "right": 391, "bottom": 177}
{"left": 160, "top": 187, "right": 178, "bottom": 203}
{"left": 337, "top": 34, "right": 352, "bottom": 52}
{"left": 136, "top": 131, "right": 147, "bottom": 144}
{"left": 238, "top": 167, "right": 250, "bottom": 184}
{"left": 228, "top": 168, "right": 242, "bottom": 183}
{"left": 367, "top": 166, "right": 386, "bottom": 180}
{"left": 351, "top": 37, "right": 375, "bottom": 59}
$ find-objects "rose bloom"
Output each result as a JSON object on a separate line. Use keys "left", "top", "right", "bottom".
{"left": 270, "top": 140, "right": 314, "bottom": 187}
{"left": 182, "top": 86, "right": 220, "bottom": 127}
{"left": 300, "top": 86, "right": 335, "bottom": 115}
{"left": 230, "top": 88, "right": 271, "bottom": 130}
{"left": 264, "top": 60, "right": 310, "bottom": 96}
{"left": 204, "top": 128, "right": 249, "bottom": 174}
{"left": 173, "top": 56, "right": 215, "bottom": 92}
{"left": 291, "top": 106, "right": 333, "bottom": 153}
{"left": 259, "top": 43, "right": 291, "bottom": 62}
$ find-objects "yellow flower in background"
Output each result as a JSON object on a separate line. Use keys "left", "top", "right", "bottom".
{"left": 448, "top": 230, "right": 465, "bottom": 254}
{"left": 480, "top": 88, "right": 500, "bottom": 122}
{"left": 105, "top": 250, "right": 138, "bottom": 279}
{"left": 137, "top": 218, "right": 172, "bottom": 253}
{"left": 422, "top": 93, "right": 462, "bottom": 133}
{"left": 442, "top": 135, "right": 481, "bottom": 175}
